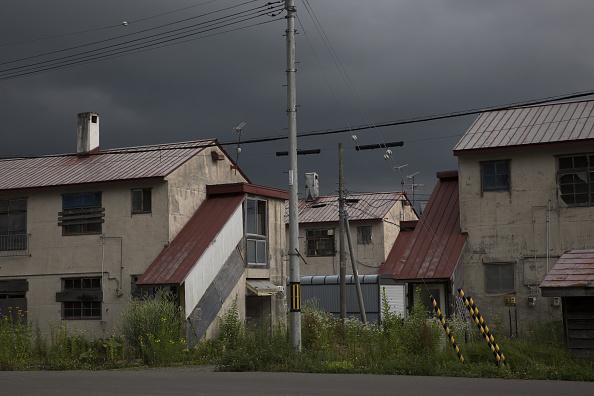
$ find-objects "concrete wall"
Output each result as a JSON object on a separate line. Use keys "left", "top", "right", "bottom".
{"left": 296, "top": 220, "right": 386, "bottom": 276}
{"left": 458, "top": 142, "right": 594, "bottom": 334}
{"left": 0, "top": 180, "right": 169, "bottom": 337}
{"left": 166, "top": 147, "right": 246, "bottom": 241}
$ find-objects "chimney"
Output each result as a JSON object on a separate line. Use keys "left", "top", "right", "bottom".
{"left": 304, "top": 172, "right": 319, "bottom": 201}
{"left": 77, "top": 112, "right": 100, "bottom": 155}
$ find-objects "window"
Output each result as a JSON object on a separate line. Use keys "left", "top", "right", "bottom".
{"left": 246, "top": 198, "right": 267, "bottom": 265}
{"left": 484, "top": 263, "right": 515, "bottom": 294}
{"left": 58, "top": 277, "right": 102, "bottom": 320}
{"left": 558, "top": 154, "right": 594, "bottom": 207}
{"left": 357, "top": 225, "right": 372, "bottom": 245}
{"left": 131, "top": 188, "right": 152, "bottom": 214}
{"left": 481, "top": 160, "right": 510, "bottom": 192}
{"left": 59, "top": 192, "right": 103, "bottom": 235}
{"left": 306, "top": 229, "right": 335, "bottom": 257}
{"left": 0, "top": 199, "right": 27, "bottom": 251}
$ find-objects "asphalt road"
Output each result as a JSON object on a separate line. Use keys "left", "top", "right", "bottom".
{"left": 1, "top": 368, "right": 593, "bottom": 396}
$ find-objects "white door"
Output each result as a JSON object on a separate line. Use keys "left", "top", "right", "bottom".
{"left": 380, "top": 284, "right": 406, "bottom": 319}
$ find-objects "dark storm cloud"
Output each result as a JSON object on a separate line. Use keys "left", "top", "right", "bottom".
{"left": 2, "top": 0, "right": 594, "bottom": 198}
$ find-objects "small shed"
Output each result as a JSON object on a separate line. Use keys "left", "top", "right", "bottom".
{"left": 540, "top": 249, "right": 594, "bottom": 357}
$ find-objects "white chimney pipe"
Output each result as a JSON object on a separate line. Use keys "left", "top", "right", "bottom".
{"left": 77, "top": 112, "right": 100, "bottom": 155}
{"left": 304, "top": 172, "right": 319, "bottom": 201}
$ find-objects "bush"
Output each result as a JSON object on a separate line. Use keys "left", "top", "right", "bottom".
{"left": 0, "top": 310, "right": 32, "bottom": 370}
{"left": 120, "top": 292, "right": 185, "bottom": 365}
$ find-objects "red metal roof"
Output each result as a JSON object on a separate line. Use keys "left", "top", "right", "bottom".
{"left": 380, "top": 171, "right": 465, "bottom": 281}
{"left": 0, "top": 139, "right": 249, "bottom": 191}
{"left": 207, "top": 183, "right": 288, "bottom": 200}
{"left": 454, "top": 100, "right": 594, "bottom": 154}
{"left": 290, "top": 192, "right": 404, "bottom": 224}
{"left": 137, "top": 194, "right": 244, "bottom": 285}
{"left": 540, "top": 249, "right": 594, "bottom": 289}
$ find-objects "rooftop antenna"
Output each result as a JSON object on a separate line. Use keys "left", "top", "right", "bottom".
{"left": 394, "top": 164, "right": 408, "bottom": 220}
{"left": 406, "top": 172, "right": 421, "bottom": 210}
{"left": 233, "top": 121, "right": 247, "bottom": 165}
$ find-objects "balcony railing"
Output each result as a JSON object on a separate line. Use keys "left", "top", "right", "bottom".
{"left": 0, "top": 234, "right": 29, "bottom": 257}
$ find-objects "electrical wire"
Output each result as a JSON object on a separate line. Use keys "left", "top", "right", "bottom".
{"left": 0, "top": 0, "right": 269, "bottom": 66}
{"left": 0, "top": 11, "right": 285, "bottom": 81}
{"left": 0, "top": 0, "right": 226, "bottom": 48}
{"left": 0, "top": 4, "right": 284, "bottom": 78}
{"left": 1, "top": 89, "right": 594, "bottom": 161}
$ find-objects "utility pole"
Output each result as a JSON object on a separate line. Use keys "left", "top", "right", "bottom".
{"left": 344, "top": 212, "right": 367, "bottom": 324}
{"left": 285, "top": 0, "right": 301, "bottom": 351}
{"left": 338, "top": 143, "right": 346, "bottom": 320}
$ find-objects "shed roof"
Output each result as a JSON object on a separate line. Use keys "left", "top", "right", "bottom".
{"left": 137, "top": 193, "right": 244, "bottom": 285}
{"left": 380, "top": 171, "right": 465, "bottom": 281}
{"left": 540, "top": 250, "right": 594, "bottom": 295}
{"left": 0, "top": 139, "right": 249, "bottom": 191}
{"left": 454, "top": 100, "right": 594, "bottom": 154}
{"left": 291, "top": 192, "right": 404, "bottom": 224}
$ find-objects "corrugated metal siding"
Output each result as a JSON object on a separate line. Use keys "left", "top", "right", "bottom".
{"left": 540, "top": 249, "right": 594, "bottom": 289}
{"left": 137, "top": 194, "right": 244, "bottom": 285}
{"left": 289, "top": 192, "right": 403, "bottom": 223}
{"left": 301, "top": 277, "right": 380, "bottom": 322}
{"left": 454, "top": 100, "right": 594, "bottom": 153}
{"left": 380, "top": 284, "right": 406, "bottom": 318}
{"left": 0, "top": 140, "right": 214, "bottom": 191}
{"left": 380, "top": 172, "right": 465, "bottom": 280}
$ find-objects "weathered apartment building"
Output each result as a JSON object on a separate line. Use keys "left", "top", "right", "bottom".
{"left": 293, "top": 172, "right": 417, "bottom": 276}
{"left": 0, "top": 112, "right": 287, "bottom": 340}
{"left": 454, "top": 100, "right": 594, "bottom": 335}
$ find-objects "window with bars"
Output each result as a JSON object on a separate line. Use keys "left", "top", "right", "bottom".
{"left": 480, "top": 160, "right": 510, "bottom": 192}
{"left": 306, "top": 229, "right": 335, "bottom": 257}
{"left": 484, "top": 263, "right": 515, "bottom": 294}
{"left": 59, "top": 192, "right": 103, "bottom": 235}
{"left": 58, "top": 277, "right": 102, "bottom": 320}
{"left": 246, "top": 198, "right": 267, "bottom": 265}
{"left": 131, "top": 188, "right": 152, "bottom": 214}
{"left": 357, "top": 225, "right": 372, "bottom": 245}
{"left": 558, "top": 154, "right": 594, "bottom": 207}
{"left": 0, "top": 198, "right": 27, "bottom": 251}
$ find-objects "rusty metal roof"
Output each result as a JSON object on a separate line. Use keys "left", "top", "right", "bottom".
{"left": 540, "top": 249, "right": 594, "bottom": 290}
{"left": 289, "top": 192, "right": 404, "bottom": 224}
{"left": 0, "top": 139, "right": 248, "bottom": 191}
{"left": 380, "top": 171, "right": 465, "bottom": 281}
{"left": 454, "top": 100, "right": 594, "bottom": 153}
{"left": 137, "top": 194, "right": 244, "bottom": 285}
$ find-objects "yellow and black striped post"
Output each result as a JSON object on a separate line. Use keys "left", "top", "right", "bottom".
{"left": 290, "top": 282, "right": 301, "bottom": 312}
{"left": 431, "top": 296, "right": 464, "bottom": 363}
{"left": 457, "top": 289, "right": 505, "bottom": 366}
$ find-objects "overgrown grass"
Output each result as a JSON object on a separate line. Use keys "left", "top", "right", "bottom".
{"left": 1, "top": 293, "right": 594, "bottom": 380}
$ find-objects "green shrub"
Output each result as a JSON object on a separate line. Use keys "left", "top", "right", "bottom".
{"left": 120, "top": 292, "right": 185, "bottom": 365}
{"left": 0, "top": 311, "right": 32, "bottom": 370}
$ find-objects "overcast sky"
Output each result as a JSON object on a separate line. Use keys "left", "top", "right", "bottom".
{"left": 2, "top": 0, "right": 594, "bottom": 201}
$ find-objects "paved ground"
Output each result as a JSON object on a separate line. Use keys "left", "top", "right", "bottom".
{"left": 1, "top": 368, "right": 593, "bottom": 396}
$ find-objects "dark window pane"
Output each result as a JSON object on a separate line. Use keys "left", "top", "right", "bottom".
{"left": 0, "top": 200, "right": 8, "bottom": 214}
{"left": 481, "top": 160, "right": 510, "bottom": 191}
{"left": 9, "top": 199, "right": 27, "bottom": 212}
{"left": 131, "top": 190, "right": 142, "bottom": 213}
{"left": 257, "top": 200, "right": 266, "bottom": 235}
{"left": 575, "top": 193, "right": 588, "bottom": 204}
{"left": 256, "top": 240, "right": 266, "bottom": 264}
{"left": 561, "top": 194, "right": 575, "bottom": 205}
{"left": 559, "top": 157, "right": 573, "bottom": 170}
{"left": 143, "top": 189, "right": 152, "bottom": 212}
{"left": 574, "top": 156, "right": 588, "bottom": 168}
{"left": 247, "top": 239, "right": 256, "bottom": 263}
{"left": 246, "top": 200, "right": 256, "bottom": 234}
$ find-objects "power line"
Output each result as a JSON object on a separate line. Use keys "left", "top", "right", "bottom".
{"left": 0, "top": 11, "right": 285, "bottom": 81}
{"left": 0, "top": 4, "right": 283, "bottom": 78}
{"left": 1, "top": 89, "right": 594, "bottom": 161}
{"left": 0, "top": 0, "right": 267, "bottom": 66}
